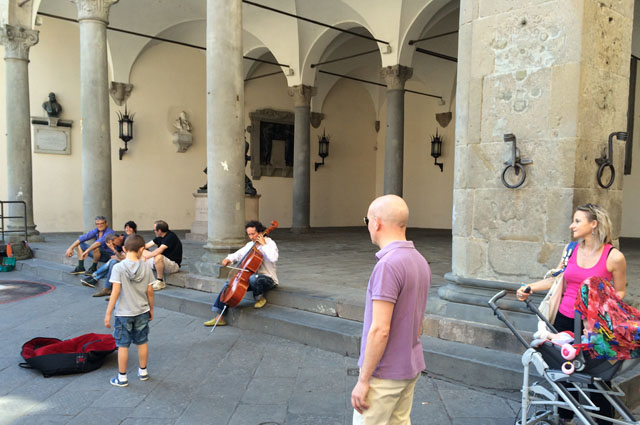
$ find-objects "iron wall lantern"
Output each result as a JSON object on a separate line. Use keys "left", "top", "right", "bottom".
{"left": 315, "top": 129, "right": 330, "bottom": 171}
{"left": 430, "top": 129, "right": 444, "bottom": 172}
{"left": 116, "top": 105, "right": 134, "bottom": 160}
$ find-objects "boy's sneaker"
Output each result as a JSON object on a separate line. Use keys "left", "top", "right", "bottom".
{"left": 70, "top": 266, "right": 85, "bottom": 275}
{"left": 137, "top": 371, "right": 150, "bottom": 381}
{"left": 110, "top": 377, "right": 128, "bottom": 387}
{"left": 85, "top": 264, "right": 98, "bottom": 275}
{"left": 151, "top": 280, "right": 166, "bottom": 291}
{"left": 81, "top": 276, "right": 97, "bottom": 288}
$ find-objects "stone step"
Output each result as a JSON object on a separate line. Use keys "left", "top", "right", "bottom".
{"left": 421, "top": 335, "right": 524, "bottom": 390}
{"left": 152, "top": 285, "right": 526, "bottom": 389}
{"left": 27, "top": 246, "right": 533, "bottom": 355}
{"left": 14, "top": 256, "right": 640, "bottom": 395}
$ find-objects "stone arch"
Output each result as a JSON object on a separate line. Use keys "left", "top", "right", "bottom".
{"left": 303, "top": 22, "right": 383, "bottom": 114}
{"left": 398, "top": 0, "right": 458, "bottom": 66}
{"left": 301, "top": 20, "right": 382, "bottom": 87}
{"left": 243, "top": 29, "right": 290, "bottom": 81}
{"left": 115, "top": 19, "right": 204, "bottom": 83}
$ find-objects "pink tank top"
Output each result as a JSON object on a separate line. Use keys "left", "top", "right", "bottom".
{"left": 558, "top": 243, "right": 613, "bottom": 318}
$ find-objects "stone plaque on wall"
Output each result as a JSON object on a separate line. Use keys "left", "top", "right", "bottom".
{"left": 31, "top": 117, "right": 73, "bottom": 155}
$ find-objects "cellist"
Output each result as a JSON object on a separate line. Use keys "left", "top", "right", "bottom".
{"left": 203, "top": 220, "right": 279, "bottom": 327}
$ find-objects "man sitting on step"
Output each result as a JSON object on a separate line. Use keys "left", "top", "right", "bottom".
{"left": 81, "top": 233, "right": 125, "bottom": 296}
{"left": 65, "top": 215, "right": 115, "bottom": 276}
{"left": 142, "top": 220, "right": 182, "bottom": 291}
{"left": 204, "top": 220, "right": 279, "bottom": 327}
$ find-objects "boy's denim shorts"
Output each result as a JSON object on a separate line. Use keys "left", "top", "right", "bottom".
{"left": 114, "top": 312, "right": 150, "bottom": 347}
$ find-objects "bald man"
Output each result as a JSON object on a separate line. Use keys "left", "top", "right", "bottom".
{"left": 351, "top": 195, "right": 431, "bottom": 425}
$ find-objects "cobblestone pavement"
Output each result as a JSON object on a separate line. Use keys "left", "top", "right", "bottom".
{"left": 0, "top": 271, "right": 521, "bottom": 425}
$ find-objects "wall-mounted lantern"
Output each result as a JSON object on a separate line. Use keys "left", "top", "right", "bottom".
{"left": 116, "top": 105, "right": 134, "bottom": 160}
{"left": 430, "top": 129, "right": 444, "bottom": 172}
{"left": 314, "top": 129, "right": 330, "bottom": 171}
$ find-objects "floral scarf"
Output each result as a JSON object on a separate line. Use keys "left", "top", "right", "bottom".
{"left": 575, "top": 276, "right": 640, "bottom": 360}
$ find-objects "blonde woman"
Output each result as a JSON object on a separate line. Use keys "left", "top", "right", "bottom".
{"left": 517, "top": 203, "right": 627, "bottom": 425}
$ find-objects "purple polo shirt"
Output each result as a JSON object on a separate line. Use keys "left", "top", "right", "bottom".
{"left": 358, "top": 240, "right": 430, "bottom": 380}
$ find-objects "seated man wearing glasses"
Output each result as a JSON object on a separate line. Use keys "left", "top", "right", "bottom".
{"left": 65, "top": 215, "right": 115, "bottom": 276}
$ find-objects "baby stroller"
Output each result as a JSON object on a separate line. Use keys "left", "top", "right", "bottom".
{"left": 488, "top": 289, "right": 640, "bottom": 425}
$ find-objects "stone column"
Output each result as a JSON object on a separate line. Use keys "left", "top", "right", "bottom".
{"left": 439, "top": 0, "right": 634, "bottom": 325}
{"left": 380, "top": 65, "right": 413, "bottom": 196}
{"left": 72, "top": 0, "right": 118, "bottom": 229}
{"left": 288, "top": 85, "right": 315, "bottom": 233}
{"left": 199, "top": 0, "right": 245, "bottom": 270}
{"left": 0, "top": 25, "right": 43, "bottom": 241}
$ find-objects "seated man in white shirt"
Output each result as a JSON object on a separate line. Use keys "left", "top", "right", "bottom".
{"left": 203, "top": 220, "right": 279, "bottom": 327}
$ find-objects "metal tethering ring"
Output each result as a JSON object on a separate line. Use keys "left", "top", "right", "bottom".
{"left": 596, "top": 161, "right": 615, "bottom": 189}
{"left": 501, "top": 163, "right": 526, "bottom": 189}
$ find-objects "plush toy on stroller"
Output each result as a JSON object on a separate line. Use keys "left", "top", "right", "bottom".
{"left": 488, "top": 276, "right": 640, "bottom": 425}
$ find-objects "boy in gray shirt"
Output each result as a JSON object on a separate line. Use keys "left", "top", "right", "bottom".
{"left": 104, "top": 234, "right": 155, "bottom": 387}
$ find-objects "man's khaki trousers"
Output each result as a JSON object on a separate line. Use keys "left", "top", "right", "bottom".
{"left": 352, "top": 373, "right": 420, "bottom": 425}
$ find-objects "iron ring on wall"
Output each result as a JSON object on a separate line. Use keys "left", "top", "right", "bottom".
{"left": 501, "top": 163, "right": 526, "bottom": 189}
{"left": 596, "top": 162, "right": 615, "bottom": 189}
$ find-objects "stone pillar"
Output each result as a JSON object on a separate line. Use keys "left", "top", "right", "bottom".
{"left": 288, "top": 85, "right": 315, "bottom": 232}
{"left": 200, "top": 0, "right": 245, "bottom": 267}
{"left": 72, "top": 0, "right": 118, "bottom": 229}
{"left": 440, "top": 0, "right": 634, "bottom": 325}
{"left": 0, "top": 25, "right": 43, "bottom": 241}
{"left": 380, "top": 65, "right": 413, "bottom": 196}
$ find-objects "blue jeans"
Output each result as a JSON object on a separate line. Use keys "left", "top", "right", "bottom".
{"left": 211, "top": 274, "right": 276, "bottom": 314}
{"left": 114, "top": 312, "right": 150, "bottom": 347}
{"left": 93, "top": 259, "right": 118, "bottom": 289}
{"left": 79, "top": 242, "right": 113, "bottom": 263}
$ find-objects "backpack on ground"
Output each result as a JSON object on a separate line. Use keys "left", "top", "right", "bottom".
{"left": 19, "top": 333, "right": 116, "bottom": 377}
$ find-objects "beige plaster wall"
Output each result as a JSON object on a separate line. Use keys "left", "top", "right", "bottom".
{"left": 244, "top": 68, "right": 378, "bottom": 227}
{"left": 27, "top": 17, "right": 82, "bottom": 231}
{"left": 1, "top": 15, "right": 457, "bottom": 233}
{"left": 1, "top": 17, "right": 207, "bottom": 232}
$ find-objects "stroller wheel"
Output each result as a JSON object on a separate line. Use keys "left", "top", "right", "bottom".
{"left": 515, "top": 407, "right": 554, "bottom": 425}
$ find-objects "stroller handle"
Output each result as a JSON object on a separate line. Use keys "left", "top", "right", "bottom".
{"left": 488, "top": 289, "right": 531, "bottom": 349}
{"left": 488, "top": 290, "right": 507, "bottom": 311}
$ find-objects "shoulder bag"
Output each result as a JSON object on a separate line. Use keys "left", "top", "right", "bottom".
{"left": 537, "top": 241, "right": 577, "bottom": 327}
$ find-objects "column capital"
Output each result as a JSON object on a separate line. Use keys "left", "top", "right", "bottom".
{"left": 71, "top": 0, "right": 119, "bottom": 23}
{"left": 288, "top": 85, "right": 316, "bottom": 107}
{"left": 0, "top": 25, "right": 39, "bottom": 61}
{"left": 380, "top": 65, "right": 413, "bottom": 90}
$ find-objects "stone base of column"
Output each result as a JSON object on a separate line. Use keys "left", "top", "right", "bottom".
{"left": 290, "top": 226, "right": 311, "bottom": 234}
{"left": 192, "top": 240, "right": 246, "bottom": 278}
{"left": 434, "top": 272, "right": 539, "bottom": 330}
{"left": 191, "top": 250, "right": 231, "bottom": 279}
{"left": 186, "top": 194, "right": 261, "bottom": 242}
{"left": 5, "top": 224, "right": 45, "bottom": 242}
{"left": 185, "top": 193, "right": 207, "bottom": 242}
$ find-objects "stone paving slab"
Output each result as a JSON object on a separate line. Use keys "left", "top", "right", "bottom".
{"left": 0, "top": 270, "right": 527, "bottom": 425}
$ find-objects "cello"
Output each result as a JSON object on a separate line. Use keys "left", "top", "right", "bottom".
{"left": 216, "top": 220, "right": 278, "bottom": 319}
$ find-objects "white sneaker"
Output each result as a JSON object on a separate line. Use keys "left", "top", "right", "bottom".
{"left": 151, "top": 280, "right": 166, "bottom": 291}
